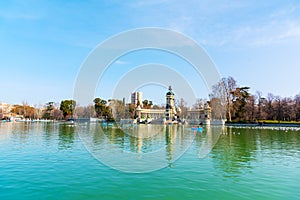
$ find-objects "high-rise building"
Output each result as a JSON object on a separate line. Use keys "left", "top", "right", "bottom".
{"left": 131, "top": 92, "right": 143, "bottom": 105}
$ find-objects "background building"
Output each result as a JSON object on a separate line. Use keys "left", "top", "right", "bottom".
{"left": 186, "top": 103, "right": 211, "bottom": 125}
{"left": 133, "top": 86, "right": 214, "bottom": 125}
{"left": 131, "top": 92, "right": 142, "bottom": 105}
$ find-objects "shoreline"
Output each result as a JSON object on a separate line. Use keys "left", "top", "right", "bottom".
{"left": 2, "top": 119, "right": 300, "bottom": 128}
{"left": 226, "top": 122, "right": 300, "bottom": 127}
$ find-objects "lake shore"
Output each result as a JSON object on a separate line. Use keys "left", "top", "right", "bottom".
{"left": 226, "top": 121, "right": 300, "bottom": 127}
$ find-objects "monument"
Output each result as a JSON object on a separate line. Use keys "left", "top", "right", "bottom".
{"left": 134, "top": 86, "right": 213, "bottom": 125}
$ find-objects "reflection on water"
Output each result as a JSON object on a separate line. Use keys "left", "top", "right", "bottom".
{"left": 1, "top": 122, "right": 299, "bottom": 175}
{"left": 0, "top": 122, "right": 77, "bottom": 150}
{"left": 211, "top": 126, "right": 300, "bottom": 177}
{"left": 43, "top": 123, "right": 57, "bottom": 146}
{"left": 195, "top": 126, "right": 224, "bottom": 158}
{"left": 77, "top": 124, "right": 224, "bottom": 173}
{"left": 1, "top": 123, "right": 300, "bottom": 199}
{"left": 58, "top": 125, "right": 75, "bottom": 150}
{"left": 211, "top": 127, "right": 257, "bottom": 176}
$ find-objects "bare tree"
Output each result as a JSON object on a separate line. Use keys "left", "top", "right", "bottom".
{"left": 74, "top": 105, "right": 96, "bottom": 118}
{"left": 266, "top": 93, "right": 275, "bottom": 120}
{"left": 193, "top": 98, "right": 206, "bottom": 109}
{"left": 273, "top": 96, "right": 282, "bottom": 122}
{"left": 243, "top": 95, "right": 256, "bottom": 121}
{"left": 211, "top": 76, "right": 237, "bottom": 121}
{"left": 109, "top": 99, "right": 125, "bottom": 120}
{"left": 255, "top": 91, "right": 263, "bottom": 119}
{"left": 176, "top": 98, "right": 188, "bottom": 118}
{"left": 126, "top": 103, "right": 136, "bottom": 119}
{"left": 294, "top": 94, "right": 300, "bottom": 121}
{"left": 281, "top": 97, "right": 293, "bottom": 121}
{"left": 51, "top": 109, "right": 63, "bottom": 120}
{"left": 209, "top": 97, "right": 225, "bottom": 119}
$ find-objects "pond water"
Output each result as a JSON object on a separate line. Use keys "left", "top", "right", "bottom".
{"left": 0, "top": 122, "right": 300, "bottom": 200}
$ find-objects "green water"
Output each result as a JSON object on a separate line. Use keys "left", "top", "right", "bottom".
{"left": 0, "top": 123, "right": 299, "bottom": 200}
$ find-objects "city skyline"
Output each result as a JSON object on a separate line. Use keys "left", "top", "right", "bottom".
{"left": 1, "top": 1, "right": 300, "bottom": 105}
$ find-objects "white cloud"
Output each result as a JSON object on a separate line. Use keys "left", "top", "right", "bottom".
{"left": 115, "top": 60, "right": 129, "bottom": 65}
{"left": 232, "top": 19, "right": 300, "bottom": 47}
{"left": 0, "top": 1, "right": 43, "bottom": 21}
{"left": 278, "top": 21, "right": 300, "bottom": 39}
{"left": 130, "top": 0, "right": 174, "bottom": 8}
{"left": 167, "top": 15, "right": 194, "bottom": 34}
{"left": 194, "top": 3, "right": 300, "bottom": 48}
{"left": 269, "top": 4, "right": 297, "bottom": 19}
{"left": 0, "top": 11, "right": 39, "bottom": 20}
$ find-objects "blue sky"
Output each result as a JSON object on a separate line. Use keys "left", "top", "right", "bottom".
{"left": 1, "top": 0, "right": 300, "bottom": 106}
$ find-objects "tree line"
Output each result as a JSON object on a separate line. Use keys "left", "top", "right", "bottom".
{"left": 5, "top": 98, "right": 150, "bottom": 121}
{"left": 4, "top": 76, "right": 300, "bottom": 122}
{"left": 210, "top": 76, "right": 300, "bottom": 122}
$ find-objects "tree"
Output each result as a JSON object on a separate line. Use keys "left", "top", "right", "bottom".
{"left": 94, "top": 98, "right": 108, "bottom": 118}
{"left": 51, "top": 108, "right": 63, "bottom": 120}
{"left": 274, "top": 96, "right": 282, "bottom": 122}
{"left": 294, "top": 94, "right": 300, "bottom": 121}
{"left": 11, "top": 104, "right": 36, "bottom": 119}
{"left": 142, "top": 100, "right": 148, "bottom": 109}
{"left": 243, "top": 95, "right": 256, "bottom": 121}
{"left": 152, "top": 104, "right": 164, "bottom": 109}
{"left": 255, "top": 91, "right": 263, "bottom": 120}
{"left": 60, "top": 100, "right": 76, "bottom": 119}
{"left": 209, "top": 76, "right": 300, "bottom": 122}
{"left": 261, "top": 98, "right": 269, "bottom": 120}
{"left": 109, "top": 99, "right": 125, "bottom": 120}
{"left": 211, "top": 76, "right": 237, "bottom": 121}
{"left": 281, "top": 97, "right": 293, "bottom": 121}
{"left": 140, "top": 99, "right": 154, "bottom": 109}
{"left": 266, "top": 93, "right": 275, "bottom": 120}
{"left": 209, "top": 97, "right": 225, "bottom": 119}
{"left": 127, "top": 103, "right": 136, "bottom": 119}
{"left": 43, "top": 102, "right": 54, "bottom": 119}
{"left": 148, "top": 101, "right": 153, "bottom": 108}
{"left": 75, "top": 105, "right": 96, "bottom": 118}
{"left": 93, "top": 98, "right": 112, "bottom": 120}
{"left": 176, "top": 98, "right": 188, "bottom": 118}
{"left": 231, "top": 86, "right": 250, "bottom": 121}
{"left": 193, "top": 98, "right": 206, "bottom": 109}
{"left": 75, "top": 105, "right": 94, "bottom": 118}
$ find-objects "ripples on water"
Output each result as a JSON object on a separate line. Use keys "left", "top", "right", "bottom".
{"left": 0, "top": 122, "right": 299, "bottom": 200}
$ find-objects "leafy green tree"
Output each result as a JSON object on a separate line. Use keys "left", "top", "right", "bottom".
{"left": 231, "top": 86, "right": 250, "bottom": 121}
{"left": 142, "top": 99, "right": 153, "bottom": 109}
{"left": 93, "top": 98, "right": 113, "bottom": 121}
{"left": 43, "top": 102, "right": 54, "bottom": 119}
{"left": 94, "top": 98, "right": 107, "bottom": 118}
{"left": 142, "top": 100, "right": 148, "bottom": 108}
{"left": 148, "top": 101, "right": 153, "bottom": 108}
{"left": 60, "top": 100, "right": 76, "bottom": 119}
